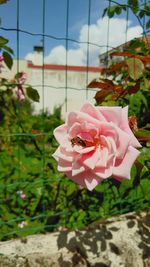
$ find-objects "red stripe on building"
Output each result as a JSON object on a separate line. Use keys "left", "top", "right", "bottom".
{"left": 28, "top": 62, "right": 103, "bottom": 72}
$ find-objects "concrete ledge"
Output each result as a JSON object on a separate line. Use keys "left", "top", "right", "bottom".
{"left": 0, "top": 209, "right": 149, "bottom": 267}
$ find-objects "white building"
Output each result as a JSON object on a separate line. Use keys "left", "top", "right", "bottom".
{"left": 2, "top": 47, "right": 103, "bottom": 118}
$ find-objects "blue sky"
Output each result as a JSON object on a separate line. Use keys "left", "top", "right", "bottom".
{"left": 0, "top": 0, "right": 144, "bottom": 65}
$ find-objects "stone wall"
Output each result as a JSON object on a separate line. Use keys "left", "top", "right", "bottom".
{"left": 0, "top": 209, "right": 149, "bottom": 267}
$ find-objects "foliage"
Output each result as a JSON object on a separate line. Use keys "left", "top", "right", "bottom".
{"left": 103, "top": 0, "right": 150, "bottom": 33}
{"left": 88, "top": 0, "right": 150, "bottom": 136}
{"left": 0, "top": 0, "right": 9, "bottom": 5}
{"left": 0, "top": 36, "right": 14, "bottom": 70}
{"left": 0, "top": 72, "right": 40, "bottom": 102}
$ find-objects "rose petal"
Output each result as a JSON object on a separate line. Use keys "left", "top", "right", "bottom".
{"left": 81, "top": 121, "right": 99, "bottom": 139}
{"left": 83, "top": 149, "right": 101, "bottom": 170}
{"left": 52, "top": 146, "right": 73, "bottom": 162}
{"left": 73, "top": 145, "right": 95, "bottom": 154}
{"left": 68, "top": 122, "right": 82, "bottom": 139}
{"left": 81, "top": 102, "right": 106, "bottom": 122}
{"left": 105, "top": 136, "right": 117, "bottom": 155}
{"left": 114, "top": 125, "right": 131, "bottom": 158}
{"left": 78, "top": 132, "right": 94, "bottom": 142}
{"left": 95, "top": 147, "right": 109, "bottom": 168}
{"left": 67, "top": 111, "right": 102, "bottom": 129}
{"left": 58, "top": 158, "right": 72, "bottom": 172}
{"left": 84, "top": 177, "right": 99, "bottom": 191}
{"left": 72, "top": 160, "right": 85, "bottom": 176}
{"left": 100, "top": 122, "right": 118, "bottom": 143}
{"left": 94, "top": 165, "right": 113, "bottom": 179}
{"left": 54, "top": 124, "right": 68, "bottom": 144}
{"left": 64, "top": 170, "right": 87, "bottom": 188}
{"left": 112, "top": 146, "right": 140, "bottom": 179}
{"left": 98, "top": 106, "right": 122, "bottom": 126}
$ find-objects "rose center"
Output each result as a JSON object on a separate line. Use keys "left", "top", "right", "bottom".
{"left": 71, "top": 135, "right": 103, "bottom": 149}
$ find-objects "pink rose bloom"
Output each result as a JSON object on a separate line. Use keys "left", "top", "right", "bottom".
{"left": 14, "top": 72, "right": 27, "bottom": 101}
{"left": 53, "top": 103, "right": 141, "bottom": 191}
{"left": 0, "top": 55, "right": 4, "bottom": 62}
{"left": 17, "top": 72, "right": 27, "bottom": 85}
{"left": 0, "top": 55, "right": 4, "bottom": 73}
{"left": 14, "top": 86, "right": 25, "bottom": 101}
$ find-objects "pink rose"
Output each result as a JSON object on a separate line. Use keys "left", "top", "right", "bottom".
{"left": 14, "top": 86, "right": 25, "bottom": 101}
{"left": 14, "top": 72, "right": 27, "bottom": 101}
{"left": 17, "top": 72, "right": 27, "bottom": 85}
{"left": 15, "top": 72, "right": 27, "bottom": 85}
{"left": 0, "top": 55, "right": 4, "bottom": 62}
{"left": 53, "top": 103, "right": 141, "bottom": 191}
{"left": 0, "top": 55, "right": 4, "bottom": 73}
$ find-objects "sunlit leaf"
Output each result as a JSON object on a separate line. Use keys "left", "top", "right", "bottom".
{"left": 126, "top": 58, "right": 144, "bottom": 80}
{"left": 135, "top": 129, "right": 150, "bottom": 139}
{"left": 102, "top": 61, "right": 126, "bottom": 73}
{"left": 107, "top": 5, "right": 117, "bottom": 18}
{"left": 113, "top": 85, "right": 125, "bottom": 94}
{"left": 135, "top": 55, "right": 150, "bottom": 64}
{"left": 111, "top": 51, "right": 133, "bottom": 57}
{"left": 66, "top": 183, "right": 77, "bottom": 196}
{"left": 87, "top": 78, "right": 114, "bottom": 90}
{"left": 102, "top": 5, "right": 126, "bottom": 18}
{"left": 94, "top": 90, "right": 111, "bottom": 104}
{"left": 144, "top": 78, "right": 150, "bottom": 89}
{"left": 140, "top": 179, "right": 150, "bottom": 201}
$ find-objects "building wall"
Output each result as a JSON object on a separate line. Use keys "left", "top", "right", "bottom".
{"left": 2, "top": 60, "right": 101, "bottom": 118}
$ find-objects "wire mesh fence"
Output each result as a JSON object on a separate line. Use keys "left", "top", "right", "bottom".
{"left": 0, "top": 0, "right": 149, "bottom": 241}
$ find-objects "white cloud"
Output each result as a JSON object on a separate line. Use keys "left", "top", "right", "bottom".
{"left": 44, "top": 45, "right": 85, "bottom": 65}
{"left": 25, "top": 17, "right": 143, "bottom": 66}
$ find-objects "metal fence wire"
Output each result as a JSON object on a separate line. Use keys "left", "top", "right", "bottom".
{"left": 0, "top": 0, "right": 149, "bottom": 241}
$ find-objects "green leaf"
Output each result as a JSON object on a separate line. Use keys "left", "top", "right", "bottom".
{"left": 102, "top": 7, "right": 107, "bottom": 17}
{"left": 126, "top": 58, "right": 144, "bottom": 80}
{"left": 144, "top": 78, "right": 150, "bottom": 89}
{"left": 115, "top": 6, "right": 122, "bottom": 15}
{"left": 135, "top": 129, "right": 150, "bottom": 138}
{"left": 3, "top": 45, "right": 14, "bottom": 55}
{"left": 66, "top": 183, "right": 77, "bottom": 196}
{"left": 0, "top": 36, "right": 8, "bottom": 46}
{"left": 107, "top": 6, "right": 117, "bottom": 18}
{"left": 128, "top": 0, "right": 139, "bottom": 14}
{"left": 26, "top": 86, "right": 40, "bottom": 102}
{"left": 146, "top": 19, "right": 150, "bottom": 29}
{"left": 105, "top": 5, "right": 127, "bottom": 18}
{"left": 139, "top": 10, "right": 145, "bottom": 18}
{"left": 140, "top": 179, "right": 150, "bottom": 201}
{"left": 0, "top": 0, "right": 9, "bottom": 4}
{"left": 3, "top": 51, "right": 13, "bottom": 69}
{"left": 119, "top": 179, "right": 133, "bottom": 195}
